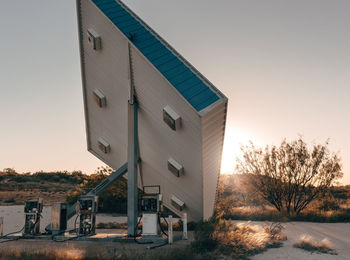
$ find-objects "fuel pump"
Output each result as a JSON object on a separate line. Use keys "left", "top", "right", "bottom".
{"left": 140, "top": 185, "right": 162, "bottom": 236}
{"left": 77, "top": 195, "right": 98, "bottom": 235}
{"left": 24, "top": 198, "right": 43, "bottom": 235}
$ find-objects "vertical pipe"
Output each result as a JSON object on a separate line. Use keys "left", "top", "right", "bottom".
{"left": 0, "top": 216, "right": 3, "bottom": 236}
{"left": 182, "top": 213, "right": 188, "bottom": 240}
{"left": 168, "top": 215, "right": 173, "bottom": 244}
{"left": 127, "top": 102, "right": 138, "bottom": 236}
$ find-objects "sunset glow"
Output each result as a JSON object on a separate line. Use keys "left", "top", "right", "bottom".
{"left": 0, "top": 1, "right": 349, "bottom": 183}
{"left": 220, "top": 127, "right": 256, "bottom": 174}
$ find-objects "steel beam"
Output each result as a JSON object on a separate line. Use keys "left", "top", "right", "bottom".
{"left": 127, "top": 102, "right": 138, "bottom": 236}
{"left": 44, "top": 163, "right": 128, "bottom": 232}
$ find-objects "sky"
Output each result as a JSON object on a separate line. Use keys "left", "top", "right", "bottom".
{"left": 0, "top": 0, "right": 349, "bottom": 183}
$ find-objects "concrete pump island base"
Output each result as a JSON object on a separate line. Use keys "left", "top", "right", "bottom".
{"left": 0, "top": 196, "right": 188, "bottom": 247}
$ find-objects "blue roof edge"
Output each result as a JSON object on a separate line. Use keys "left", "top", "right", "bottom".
{"left": 93, "top": 0, "right": 227, "bottom": 113}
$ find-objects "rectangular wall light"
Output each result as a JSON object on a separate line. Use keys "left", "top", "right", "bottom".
{"left": 98, "top": 137, "right": 110, "bottom": 153}
{"left": 163, "top": 106, "right": 181, "bottom": 131}
{"left": 87, "top": 28, "right": 101, "bottom": 50}
{"left": 171, "top": 195, "right": 185, "bottom": 211}
{"left": 167, "top": 158, "right": 184, "bottom": 177}
{"left": 93, "top": 89, "right": 106, "bottom": 108}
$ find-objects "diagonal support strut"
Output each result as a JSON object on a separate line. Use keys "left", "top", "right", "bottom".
{"left": 66, "top": 162, "right": 128, "bottom": 220}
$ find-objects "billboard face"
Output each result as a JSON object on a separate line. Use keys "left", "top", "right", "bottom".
{"left": 77, "top": 0, "right": 227, "bottom": 221}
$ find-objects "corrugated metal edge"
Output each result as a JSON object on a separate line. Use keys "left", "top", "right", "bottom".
{"left": 114, "top": 0, "right": 227, "bottom": 115}
{"left": 200, "top": 100, "right": 228, "bottom": 219}
{"left": 76, "top": 0, "right": 92, "bottom": 153}
{"left": 213, "top": 101, "right": 227, "bottom": 211}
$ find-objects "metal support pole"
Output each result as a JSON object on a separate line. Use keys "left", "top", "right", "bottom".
{"left": 182, "top": 213, "right": 188, "bottom": 240}
{"left": 127, "top": 102, "right": 138, "bottom": 236}
{"left": 168, "top": 215, "right": 173, "bottom": 244}
{"left": 0, "top": 216, "right": 3, "bottom": 236}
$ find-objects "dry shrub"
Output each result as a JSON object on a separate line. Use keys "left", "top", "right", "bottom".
{"left": 291, "top": 208, "right": 350, "bottom": 222}
{"left": 213, "top": 220, "right": 286, "bottom": 258}
{"left": 224, "top": 204, "right": 350, "bottom": 223}
{"left": 191, "top": 218, "right": 286, "bottom": 259}
{"left": 293, "top": 234, "right": 337, "bottom": 255}
{"left": 0, "top": 248, "right": 85, "bottom": 260}
{"left": 191, "top": 219, "right": 218, "bottom": 252}
{"left": 265, "top": 222, "right": 286, "bottom": 240}
{"left": 224, "top": 206, "right": 286, "bottom": 222}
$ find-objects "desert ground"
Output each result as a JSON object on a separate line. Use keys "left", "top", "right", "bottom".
{"left": 251, "top": 221, "right": 350, "bottom": 260}
{"left": 1, "top": 205, "right": 349, "bottom": 259}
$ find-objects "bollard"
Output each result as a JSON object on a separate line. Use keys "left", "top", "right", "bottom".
{"left": 168, "top": 215, "right": 173, "bottom": 244}
{"left": 182, "top": 213, "right": 188, "bottom": 240}
{"left": 0, "top": 216, "right": 3, "bottom": 236}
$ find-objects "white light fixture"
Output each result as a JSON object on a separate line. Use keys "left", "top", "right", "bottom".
{"left": 171, "top": 195, "right": 185, "bottom": 211}
{"left": 98, "top": 137, "right": 110, "bottom": 153}
{"left": 92, "top": 89, "right": 106, "bottom": 108}
{"left": 167, "top": 158, "right": 184, "bottom": 177}
{"left": 87, "top": 28, "right": 101, "bottom": 50}
{"left": 163, "top": 106, "right": 181, "bottom": 131}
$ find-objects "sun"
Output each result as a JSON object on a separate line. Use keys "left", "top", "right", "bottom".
{"left": 220, "top": 127, "right": 254, "bottom": 174}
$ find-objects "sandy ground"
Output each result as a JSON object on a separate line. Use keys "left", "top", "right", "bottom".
{"left": 251, "top": 221, "right": 350, "bottom": 260}
{"left": 1, "top": 206, "right": 350, "bottom": 259}
{"left": 252, "top": 222, "right": 350, "bottom": 260}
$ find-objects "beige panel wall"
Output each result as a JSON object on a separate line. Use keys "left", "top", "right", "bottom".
{"left": 79, "top": 0, "right": 204, "bottom": 220}
{"left": 201, "top": 101, "right": 227, "bottom": 219}
{"left": 79, "top": 0, "right": 227, "bottom": 221}
{"left": 79, "top": 0, "right": 130, "bottom": 170}
{"left": 131, "top": 45, "right": 204, "bottom": 220}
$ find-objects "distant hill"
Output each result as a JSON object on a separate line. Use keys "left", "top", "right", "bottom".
{"left": 0, "top": 168, "right": 86, "bottom": 205}
{"left": 0, "top": 167, "right": 127, "bottom": 214}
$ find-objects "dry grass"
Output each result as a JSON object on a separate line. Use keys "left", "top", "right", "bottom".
{"left": 291, "top": 207, "right": 350, "bottom": 222}
{"left": 0, "top": 247, "right": 207, "bottom": 260}
{"left": 191, "top": 219, "right": 287, "bottom": 259}
{"left": 293, "top": 234, "right": 337, "bottom": 255}
{"left": 220, "top": 205, "right": 350, "bottom": 223}
{"left": 0, "top": 189, "right": 71, "bottom": 206}
{"left": 222, "top": 206, "right": 287, "bottom": 222}
{"left": 0, "top": 248, "right": 85, "bottom": 260}
{"left": 213, "top": 220, "right": 286, "bottom": 258}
